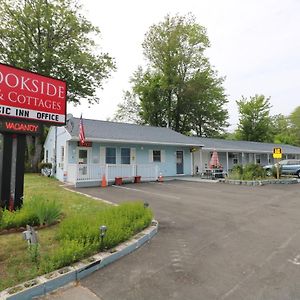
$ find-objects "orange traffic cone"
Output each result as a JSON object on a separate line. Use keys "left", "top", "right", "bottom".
{"left": 101, "top": 175, "right": 107, "bottom": 187}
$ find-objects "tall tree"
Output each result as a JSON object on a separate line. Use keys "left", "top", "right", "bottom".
{"left": 271, "top": 114, "right": 298, "bottom": 145}
{"left": 289, "top": 106, "right": 300, "bottom": 145}
{"left": 0, "top": 0, "right": 115, "bottom": 170}
{"left": 235, "top": 94, "right": 272, "bottom": 142}
{"left": 113, "top": 91, "right": 141, "bottom": 124}
{"left": 185, "top": 69, "right": 228, "bottom": 136}
{"left": 115, "top": 14, "right": 228, "bottom": 136}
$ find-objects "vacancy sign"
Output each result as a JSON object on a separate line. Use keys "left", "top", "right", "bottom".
{"left": 273, "top": 147, "right": 282, "bottom": 159}
{"left": 0, "top": 118, "right": 41, "bottom": 135}
{"left": 0, "top": 64, "right": 67, "bottom": 125}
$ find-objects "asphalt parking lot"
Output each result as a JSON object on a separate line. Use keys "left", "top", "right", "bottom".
{"left": 50, "top": 180, "right": 300, "bottom": 300}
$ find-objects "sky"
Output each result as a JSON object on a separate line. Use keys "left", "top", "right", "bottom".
{"left": 68, "top": 0, "right": 300, "bottom": 131}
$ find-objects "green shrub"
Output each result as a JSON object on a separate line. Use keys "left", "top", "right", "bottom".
{"left": 37, "top": 202, "right": 153, "bottom": 274}
{"left": 228, "top": 163, "right": 266, "bottom": 180}
{"left": 39, "top": 240, "right": 94, "bottom": 273}
{"left": 242, "top": 163, "right": 266, "bottom": 180}
{"left": 1, "top": 207, "right": 38, "bottom": 229}
{"left": 28, "top": 196, "right": 62, "bottom": 226}
{"left": 54, "top": 202, "right": 153, "bottom": 264}
{"left": 228, "top": 164, "right": 243, "bottom": 179}
{"left": 57, "top": 202, "right": 153, "bottom": 250}
{"left": 0, "top": 196, "right": 62, "bottom": 229}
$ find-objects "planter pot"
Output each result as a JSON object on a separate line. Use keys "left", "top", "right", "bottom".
{"left": 134, "top": 176, "right": 141, "bottom": 183}
{"left": 115, "top": 177, "right": 123, "bottom": 185}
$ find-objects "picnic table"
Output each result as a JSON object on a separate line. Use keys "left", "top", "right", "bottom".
{"left": 201, "top": 168, "right": 225, "bottom": 179}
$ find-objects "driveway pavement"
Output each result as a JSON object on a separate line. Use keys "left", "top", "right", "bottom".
{"left": 44, "top": 180, "right": 300, "bottom": 300}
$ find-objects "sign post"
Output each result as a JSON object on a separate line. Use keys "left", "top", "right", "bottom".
{"left": 273, "top": 147, "right": 282, "bottom": 179}
{"left": 0, "top": 63, "right": 67, "bottom": 210}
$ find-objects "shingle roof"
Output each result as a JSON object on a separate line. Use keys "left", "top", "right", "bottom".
{"left": 190, "top": 137, "right": 300, "bottom": 154}
{"left": 65, "top": 117, "right": 202, "bottom": 147}
{"left": 64, "top": 116, "right": 300, "bottom": 154}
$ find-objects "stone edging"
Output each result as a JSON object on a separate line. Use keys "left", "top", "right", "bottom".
{"left": 0, "top": 220, "right": 158, "bottom": 300}
{"left": 219, "top": 178, "right": 298, "bottom": 186}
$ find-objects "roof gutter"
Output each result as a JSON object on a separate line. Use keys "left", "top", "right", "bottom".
{"left": 202, "top": 147, "right": 298, "bottom": 154}
{"left": 69, "top": 136, "right": 203, "bottom": 147}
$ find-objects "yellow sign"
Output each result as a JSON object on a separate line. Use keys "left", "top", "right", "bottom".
{"left": 273, "top": 147, "right": 282, "bottom": 159}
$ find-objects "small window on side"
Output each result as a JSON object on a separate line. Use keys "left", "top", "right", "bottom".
{"left": 153, "top": 150, "right": 161, "bottom": 162}
{"left": 121, "top": 148, "right": 130, "bottom": 164}
{"left": 106, "top": 147, "right": 116, "bottom": 164}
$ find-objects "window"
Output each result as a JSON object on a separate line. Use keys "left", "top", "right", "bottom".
{"left": 106, "top": 147, "right": 116, "bottom": 164}
{"left": 232, "top": 153, "right": 238, "bottom": 165}
{"left": 121, "top": 148, "right": 130, "bottom": 164}
{"left": 287, "top": 160, "right": 300, "bottom": 165}
{"left": 153, "top": 150, "right": 161, "bottom": 162}
{"left": 78, "top": 149, "right": 88, "bottom": 164}
{"left": 256, "top": 155, "right": 261, "bottom": 164}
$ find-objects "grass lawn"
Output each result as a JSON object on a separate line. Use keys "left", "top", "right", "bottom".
{"left": 0, "top": 174, "right": 152, "bottom": 291}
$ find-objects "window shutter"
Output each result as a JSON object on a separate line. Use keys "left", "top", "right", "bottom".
{"left": 149, "top": 150, "right": 153, "bottom": 162}
{"left": 161, "top": 150, "right": 166, "bottom": 163}
{"left": 100, "top": 147, "right": 105, "bottom": 165}
{"left": 131, "top": 148, "right": 136, "bottom": 164}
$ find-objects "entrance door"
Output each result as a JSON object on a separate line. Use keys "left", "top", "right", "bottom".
{"left": 77, "top": 148, "right": 89, "bottom": 178}
{"left": 176, "top": 151, "right": 184, "bottom": 174}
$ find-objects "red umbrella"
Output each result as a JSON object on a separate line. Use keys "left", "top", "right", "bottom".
{"left": 209, "top": 150, "right": 221, "bottom": 169}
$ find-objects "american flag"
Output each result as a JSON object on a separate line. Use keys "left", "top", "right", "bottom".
{"left": 79, "top": 114, "right": 85, "bottom": 145}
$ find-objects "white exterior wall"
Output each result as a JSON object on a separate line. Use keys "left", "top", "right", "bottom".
{"left": 55, "top": 127, "right": 70, "bottom": 181}
{"left": 43, "top": 126, "right": 70, "bottom": 181}
{"left": 43, "top": 127, "right": 55, "bottom": 169}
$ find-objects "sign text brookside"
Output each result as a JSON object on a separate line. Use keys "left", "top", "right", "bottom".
{"left": 0, "top": 63, "right": 67, "bottom": 125}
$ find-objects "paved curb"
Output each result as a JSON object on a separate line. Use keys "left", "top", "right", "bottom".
{"left": 219, "top": 178, "right": 298, "bottom": 186}
{"left": 0, "top": 220, "right": 158, "bottom": 300}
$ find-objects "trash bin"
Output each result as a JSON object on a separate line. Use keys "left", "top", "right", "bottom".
{"left": 134, "top": 176, "right": 141, "bottom": 183}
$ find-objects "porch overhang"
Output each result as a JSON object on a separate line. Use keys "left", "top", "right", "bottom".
{"left": 69, "top": 137, "right": 203, "bottom": 148}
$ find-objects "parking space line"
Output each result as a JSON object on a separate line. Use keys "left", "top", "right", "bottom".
{"left": 63, "top": 187, "right": 117, "bottom": 206}
{"left": 112, "top": 185, "right": 181, "bottom": 199}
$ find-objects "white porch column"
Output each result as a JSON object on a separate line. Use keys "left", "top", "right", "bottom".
{"left": 64, "top": 141, "right": 69, "bottom": 182}
{"left": 105, "top": 164, "right": 109, "bottom": 180}
{"left": 254, "top": 153, "right": 256, "bottom": 164}
{"left": 267, "top": 153, "right": 270, "bottom": 164}
{"left": 190, "top": 152, "right": 193, "bottom": 175}
{"left": 199, "top": 149, "right": 203, "bottom": 173}
{"left": 226, "top": 152, "right": 229, "bottom": 173}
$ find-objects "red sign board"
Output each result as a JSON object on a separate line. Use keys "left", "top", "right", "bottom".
{"left": 0, "top": 63, "right": 67, "bottom": 125}
{"left": 77, "top": 141, "right": 92, "bottom": 147}
{"left": 0, "top": 119, "right": 41, "bottom": 135}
